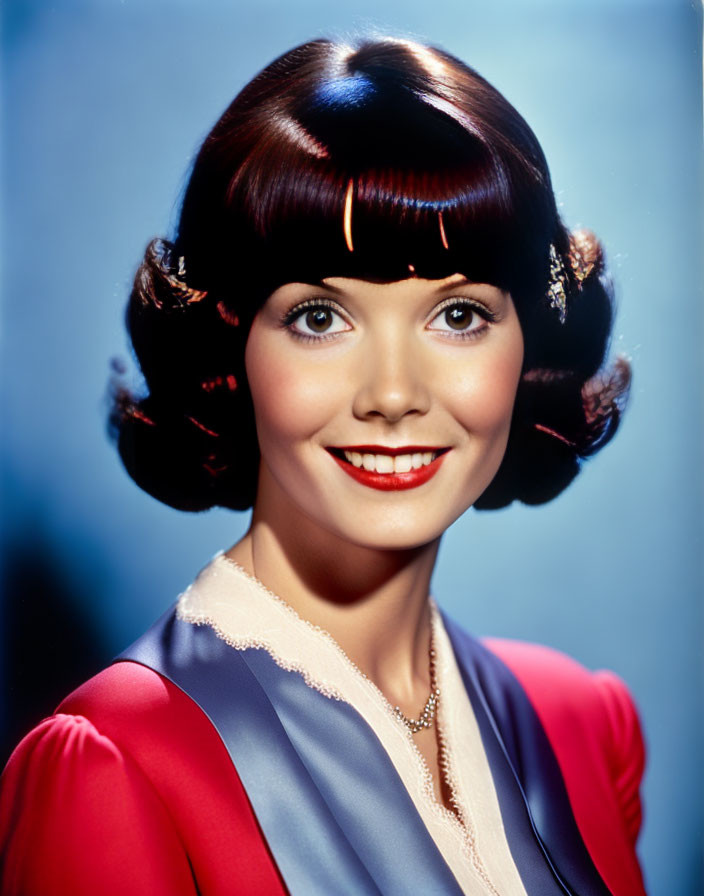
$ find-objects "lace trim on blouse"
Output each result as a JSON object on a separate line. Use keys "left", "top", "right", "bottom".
{"left": 176, "top": 551, "right": 527, "bottom": 896}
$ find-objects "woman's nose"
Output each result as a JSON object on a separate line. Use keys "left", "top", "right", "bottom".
{"left": 351, "top": 334, "right": 431, "bottom": 423}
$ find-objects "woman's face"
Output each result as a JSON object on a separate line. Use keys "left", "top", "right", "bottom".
{"left": 244, "top": 275, "right": 524, "bottom": 551}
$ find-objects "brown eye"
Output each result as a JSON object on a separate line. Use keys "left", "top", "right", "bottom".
{"left": 305, "top": 308, "right": 333, "bottom": 332}
{"left": 427, "top": 299, "right": 493, "bottom": 340}
{"left": 286, "top": 302, "right": 351, "bottom": 340}
{"left": 444, "top": 305, "right": 475, "bottom": 330}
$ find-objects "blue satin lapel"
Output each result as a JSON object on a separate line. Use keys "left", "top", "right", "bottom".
{"left": 116, "top": 609, "right": 463, "bottom": 896}
{"left": 239, "top": 647, "right": 463, "bottom": 896}
{"left": 443, "top": 614, "right": 613, "bottom": 896}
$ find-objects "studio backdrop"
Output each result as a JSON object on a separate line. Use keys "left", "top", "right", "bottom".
{"left": 2, "top": 1, "right": 702, "bottom": 893}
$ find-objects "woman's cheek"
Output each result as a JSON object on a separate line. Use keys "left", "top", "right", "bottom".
{"left": 247, "top": 342, "right": 341, "bottom": 448}
{"left": 445, "top": 351, "right": 522, "bottom": 439}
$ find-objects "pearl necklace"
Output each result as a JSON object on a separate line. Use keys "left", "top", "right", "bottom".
{"left": 392, "top": 639, "right": 440, "bottom": 735}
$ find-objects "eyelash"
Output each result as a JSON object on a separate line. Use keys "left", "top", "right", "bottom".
{"left": 429, "top": 298, "right": 497, "bottom": 340}
{"left": 281, "top": 299, "right": 350, "bottom": 343}
{"left": 281, "top": 297, "right": 497, "bottom": 343}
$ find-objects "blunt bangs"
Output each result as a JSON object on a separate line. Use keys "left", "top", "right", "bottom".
{"left": 179, "top": 37, "right": 558, "bottom": 317}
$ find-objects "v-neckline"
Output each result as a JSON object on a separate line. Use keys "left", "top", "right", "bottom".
{"left": 173, "top": 550, "right": 528, "bottom": 896}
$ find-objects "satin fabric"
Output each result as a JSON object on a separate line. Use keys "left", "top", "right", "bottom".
{"left": 0, "top": 622, "right": 647, "bottom": 896}
{"left": 443, "top": 616, "right": 612, "bottom": 896}
{"left": 0, "top": 663, "right": 289, "bottom": 896}
{"left": 119, "top": 610, "right": 463, "bottom": 896}
{"left": 117, "top": 606, "right": 613, "bottom": 896}
{"left": 485, "top": 637, "right": 647, "bottom": 896}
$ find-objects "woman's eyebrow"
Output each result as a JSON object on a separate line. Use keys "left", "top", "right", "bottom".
{"left": 433, "top": 276, "right": 472, "bottom": 291}
{"left": 312, "top": 281, "right": 346, "bottom": 294}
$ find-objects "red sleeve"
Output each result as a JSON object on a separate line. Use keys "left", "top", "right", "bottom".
{"left": 1, "top": 663, "right": 289, "bottom": 896}
{"left": 591, "top": 669, "right": 646, "bottom": 847}
{"left": 483, "top": 638, "right": 647, "bottom": 896}
{"left": 0, "top": 713, "right": 197, "bottom": 896}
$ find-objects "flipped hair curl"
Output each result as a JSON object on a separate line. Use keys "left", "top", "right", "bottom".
{"left": 108, "top": 36, "right": 630, "bottom": 512}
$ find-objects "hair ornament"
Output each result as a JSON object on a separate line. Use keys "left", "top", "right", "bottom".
{"left": 568, "top": 228, "right": 599, "bottom": 287}
{"left": 165, "top": 255, "right": 208, "bottom": 307}
{"left": 547, "top": 243, "right": 568, "bottom": 324}
{"left": 343, "top": 178, "right": 355, "bottom": 252}
{"left": 546, "top": 230, "right": 601, "bottom": 323}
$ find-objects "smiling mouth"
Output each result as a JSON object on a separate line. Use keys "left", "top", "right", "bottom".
{"left": 327, "top": 446, "right": 449, "bottom": 475}
{"left": 325, "top": 445, "right": 451, "bottom": 490}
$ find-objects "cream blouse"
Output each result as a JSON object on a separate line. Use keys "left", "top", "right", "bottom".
{"left": 176, "top": 551, "right": 527, "bottom": 896}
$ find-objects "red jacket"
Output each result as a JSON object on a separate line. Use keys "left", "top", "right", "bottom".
{"left": 0, "top": 637, "right": 646, "bottom": 895}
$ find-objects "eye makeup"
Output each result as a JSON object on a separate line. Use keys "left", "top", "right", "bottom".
{"left": 280, "top": 298, "right": 352, "bottom": 343}
{"left": 426, "top": 297, "right": 498, "bottom": 342}
{"left": 271, "top": 270, "right": 512, "bottom": 351}
{"left": 279, "top": 293, "right": 501, "bottom": 344}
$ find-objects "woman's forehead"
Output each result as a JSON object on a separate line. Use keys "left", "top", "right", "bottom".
{"left": 319, "top": 273, "right": 473, "bottom": 292}
{"left": 316, "top": 275, "right": 510, "bottom": 302}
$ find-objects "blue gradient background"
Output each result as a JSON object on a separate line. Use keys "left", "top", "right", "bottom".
{"left": 2, "top": 1, "right": 702, "bottom": 892}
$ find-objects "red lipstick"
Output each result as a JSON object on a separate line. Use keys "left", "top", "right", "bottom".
{"left": 326, "top": 446, "right": 450, "bottom": 491}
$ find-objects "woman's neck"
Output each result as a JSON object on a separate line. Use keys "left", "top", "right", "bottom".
{"left": 225, "top": 512, "right": 441, "bottom": 711}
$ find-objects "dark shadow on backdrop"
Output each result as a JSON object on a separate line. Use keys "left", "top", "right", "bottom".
{"left": 1, "top": 522, "right": 111, "bottom": 767}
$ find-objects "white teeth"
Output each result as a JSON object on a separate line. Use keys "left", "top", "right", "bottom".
{"left": 362, "top": 454, "right": 376, "bottom": 471}
{"left": 342, "top": 450, "right": 439, "bottom": 474}
{"left": 393, "top": 455, "right": 413, "bottom": 473}
{"left": 376, "top": 454, "right": 394, "bottom": 474}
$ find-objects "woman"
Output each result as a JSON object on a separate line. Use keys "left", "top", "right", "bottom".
{"left": 0, "top": 36, "right": 646, "bottom": 895}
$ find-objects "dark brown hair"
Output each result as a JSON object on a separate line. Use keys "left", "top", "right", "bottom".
{"left": 109, "top": 35, "right": 630, "bottom": 511}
